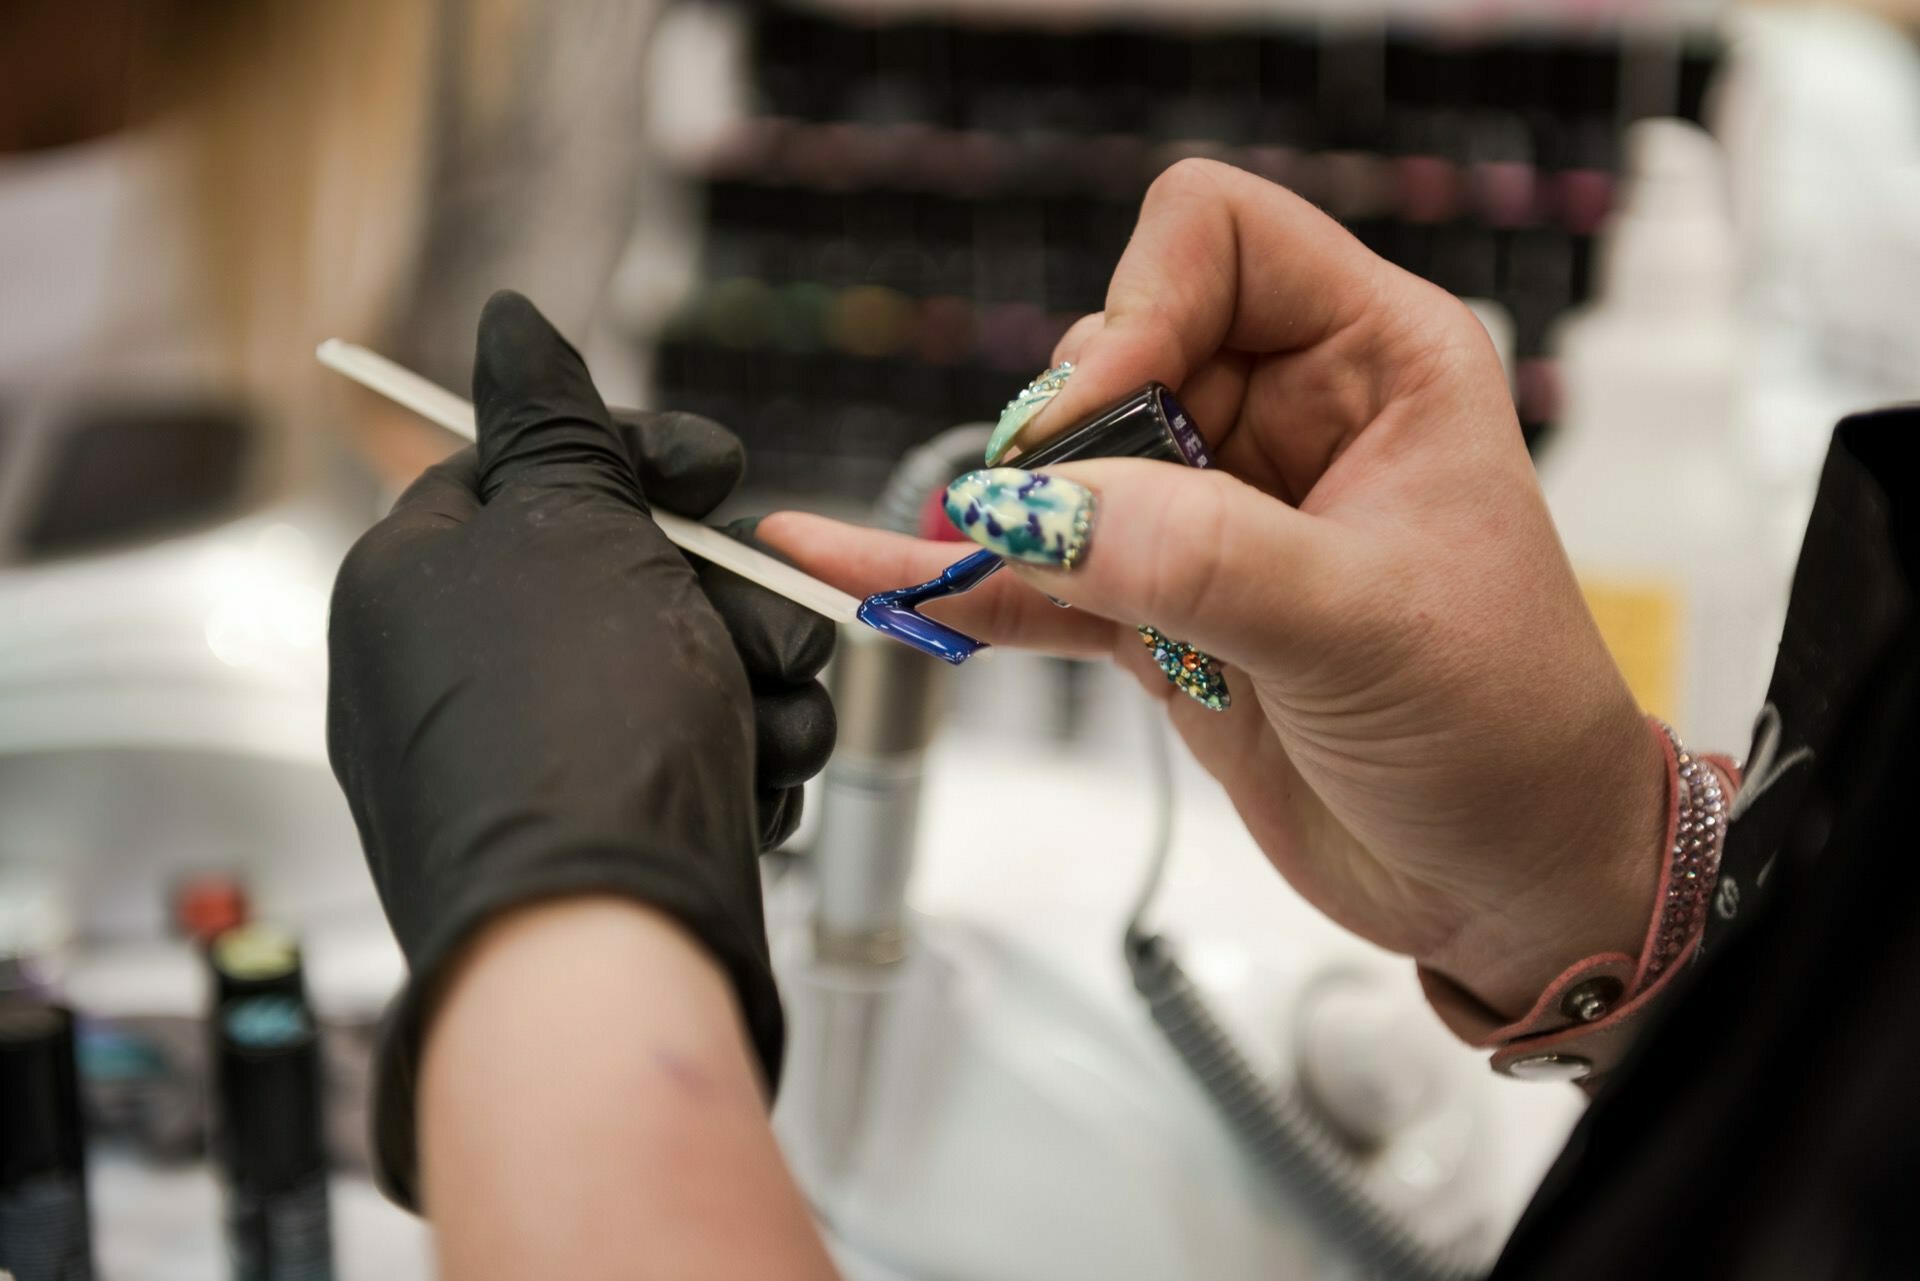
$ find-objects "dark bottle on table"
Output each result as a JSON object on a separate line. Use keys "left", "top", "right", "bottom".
{"left": 215, "top": 994, "right": 333, "bottom": 1281}
{"left": 0, "top": 1002, "right": 93, "bottom": 1281}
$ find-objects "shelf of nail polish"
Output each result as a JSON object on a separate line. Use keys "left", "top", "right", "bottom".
{"left": 779, "top": 0, "right": 1726, "bottom": 31}
{"left": 657, "top": 340, "right": 1040, "bottom": 497}
{"left": 744, "top": 17, "right": 1718, "bottom": 138}
{"left": 659, "top": 4, "right": 1721, "bottom": 499}
{"left": 700, "top": 121, "right": 1624, "bottom": 235}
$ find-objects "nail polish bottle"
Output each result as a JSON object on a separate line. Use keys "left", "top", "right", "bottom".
{"left": 911, "top": 232, "right": 974, "bottom": 368}
{"left": 759, "top": 10, "right": 831, "bottom": 121}
{"left": 0, "top": 1003, "right": 94, "bottom": 1281}
{"left": 810, "top": 220, "right": 866, "bottom": 292}
{"left": 1432, "top": 222, "right": 1500, "bottom": 304}
{"left": 1467, "top": 41, "right": 1545, "bottom": 231}
{"left": 1469, "top": 114, "right": 1539, "bottom": 230}
{"left": 1256, "top": 32, "right": 1317, "bottom": 183}
{"left": 857, "top": 22, "right": 942, "bottom": 131}
{"left": 215, "top": 993, "right": 333, "bottom": 1281}
{"left": 830, "top": 284, "right": 916, "bottom": 360}
{"left": 1504, "top": 222, "right": 1576, "bottom": 443}
{"left": 771, "top": 281, "right": 837, "bottom": 355}
{"left": 1012, "top": 384, "right": 1212, "bottom": 471}
{"left": 1386, "top": 38, "right": 1468, "bottom": 230}
{"left": 1042, "top": 197, "right": 1106, "bottom": 316}
{"left": 1316, "top": 23, "right": 1393, "bottom": 224}
{"left": 1191, "top": 31, "right": 1262, "bottom": 136}
{"left": 1556, "top": 119, "right": 1618, "bottom": 240}
{"left": 1318, "top": 24, "right": 1388, "bottom": 153}
{"left": 1087, "top": 57, "right": 1144, "bottom": 138}
{"left": 976, "top": 302, "right": 1049, "bottom": 374}
{"left": 914, "top": 295, "right": 973, "bottom": 368}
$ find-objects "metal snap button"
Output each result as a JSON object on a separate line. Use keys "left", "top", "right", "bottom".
{"left": 1504, "top": 1053, "right": 1594, "bottom": 1082}
{"left": 1560, "top": 977, "right": 1624, "bottom": 1024}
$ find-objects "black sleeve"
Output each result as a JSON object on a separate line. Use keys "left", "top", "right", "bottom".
{"left": 1492, "top": 408, "right": 1920, "bottom": 1281}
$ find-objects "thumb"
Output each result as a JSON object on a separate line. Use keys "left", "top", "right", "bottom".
{"left": 472, "top": 290, "right": 642, "bottom": 507}
{"left": 941, "top": 460, "right": 1337, "bottom": 668}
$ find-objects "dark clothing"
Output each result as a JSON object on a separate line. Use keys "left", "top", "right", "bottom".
{"left": 1494, "top": 408, "right": 1920, "bottom": 1280}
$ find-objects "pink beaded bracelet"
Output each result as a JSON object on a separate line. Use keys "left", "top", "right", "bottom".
{"left": 1419, "top": 716, "right": 1739, "bottom": 1084}
{"left": 1642, "top": 720, "right": 1730, "bottom": 986}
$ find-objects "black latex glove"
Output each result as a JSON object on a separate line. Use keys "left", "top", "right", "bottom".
{"left": 327, "top": 291, "right": 834, "bottom": 1209}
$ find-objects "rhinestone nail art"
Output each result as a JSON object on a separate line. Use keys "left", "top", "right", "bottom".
{"left": 943, "top": 467, "right": 1094, "bottom": 569}
{"left": 984, "top": 362, "right": 1074, "bottom": 464}
{"left": 1139, "top": 625, "right": 1231, "bottom": 711}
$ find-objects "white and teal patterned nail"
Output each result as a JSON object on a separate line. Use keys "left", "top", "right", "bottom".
{"left": 984, "top": 362, "right": 1073, "bottom": 464}
{"left": 944, "top": 468, "right": 1094, "bottom": 569}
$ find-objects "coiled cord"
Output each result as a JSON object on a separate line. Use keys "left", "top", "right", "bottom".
{"left": 1123, "top": 708, "right": 1482, "bottom": 1281}
{"left": 869, "top": 424, "right": 994, "bottom": 537}
{"left": 874, "top": 425, "right": 1484, "bottom": 1279}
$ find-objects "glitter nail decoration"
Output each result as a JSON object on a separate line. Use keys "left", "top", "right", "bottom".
{"left": 984, "top": 362, "right": 1074, "bottom": 464}
{"left": 1138, "top": 625, "right": 1231, "bottom": 711}
{"left": 943, "top": 467, "right": 1094, "bottom": 569}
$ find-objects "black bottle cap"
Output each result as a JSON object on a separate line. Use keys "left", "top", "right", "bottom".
{"left": 216, "top": 995, "right": 325, "bottom": 1195}
{"left": 1015, "top": 384, "right": 1210, "bottom": 470}
{"left": 0, "top": 1001, "right": 85, "bottom": 1186}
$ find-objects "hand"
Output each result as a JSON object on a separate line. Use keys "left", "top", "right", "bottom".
{"left": 761, "top": 160, "right": 1665, "bottom": 1019}
{"left": 328, "top": 291, "right": 834, "bottom": 1205}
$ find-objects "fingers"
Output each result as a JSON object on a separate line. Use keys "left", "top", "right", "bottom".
{"left": 708, "top": 519, "right": 835, "bottom": 815}
{"left": 1051, "top": 312, "right": 1104, "bottom": 366}
{"left": 755, "top": 511, "right": 1119, "bottom": 657}
{"left": 386, "top": 447, "right": 481, "bottom": 526}
{"left": 608, "top": 408, "right": 746, "bottom": 519}
{"left": 471, "top": 291, "right": 641, "bottom": 507}
{"left": 1013, "top": 159, "right": 1397, "bottom": 455}
{"left": 940, "top": 458, "right": 1341, "bottom": 666}
{"left": 698, "top": 557, "right": 837, "bottom": 685}
{"left": 757, "top": 787, "right": 804, "bottom": 851}
{"left": 753, "top": 684, "right": 836, "bottom": 790}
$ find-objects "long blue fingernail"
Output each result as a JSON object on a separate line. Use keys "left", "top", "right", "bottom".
{"left": 984, "top": 362, "right": 1073, "bottom": 464}
{"left": 943, "top": 467, "right": 1094, "bottom": 569}
{"left": 1138, "top": 625, "right": 1231, "bottom": 711}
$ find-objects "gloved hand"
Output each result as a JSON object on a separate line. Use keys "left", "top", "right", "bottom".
{"left": 327, "top": 291, "right": 834, "bottom": 1208}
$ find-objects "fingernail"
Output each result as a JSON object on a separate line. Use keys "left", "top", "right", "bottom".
{"left": 984, "top": 362, "right": 1073, "bottom": 464}
{"left": 943, "top": 467, "right": 1094, "bottom": 569}
{"left": 1138, "top": 626, "right": 1231, "bottom": 712}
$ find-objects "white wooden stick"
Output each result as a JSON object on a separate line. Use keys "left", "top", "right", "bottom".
{"left": 318, "top": 339, "right": 861, "bottom": 624}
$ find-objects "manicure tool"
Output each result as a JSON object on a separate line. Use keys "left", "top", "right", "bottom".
{"left": 318, "top": 340, "right": 993, "bottom": 662}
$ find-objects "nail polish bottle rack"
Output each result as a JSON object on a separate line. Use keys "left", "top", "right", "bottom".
{"left": 656, "top": 4, "right": 1721, "bottom": 502}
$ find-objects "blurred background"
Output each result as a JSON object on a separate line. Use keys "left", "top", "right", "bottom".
{"left": 2, "top": 0, "right": 1916, "bottom": 1278}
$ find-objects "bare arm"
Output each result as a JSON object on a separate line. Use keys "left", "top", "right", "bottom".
{"left": 419, "top": 897, "right": 841, "bottom": 1281}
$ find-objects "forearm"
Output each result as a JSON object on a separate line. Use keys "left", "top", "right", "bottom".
{"left": 419, "top": 898, "right": 839, "bottom": 1281}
